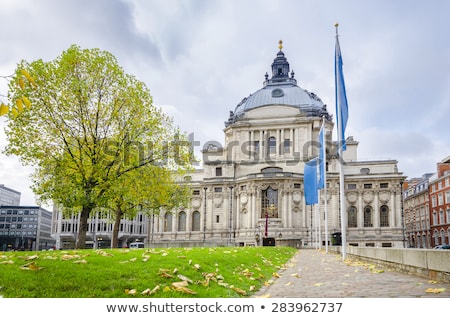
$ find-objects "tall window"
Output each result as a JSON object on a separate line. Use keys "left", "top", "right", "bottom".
{"left": 215, "top": 167, "right": 222, "bottom": 176}
{"left": 348, "top": 206, "right": 357, "bottom": 228}
{"left": 192, "top": 211, "right": 201, "bottom": 231}
{"left": 164, "top": 213, "right": 172, "bottom": 232}
{"left": 380, "top": 205, "right": 389, "bottom": 227}
{"left": 261, "top": 186, "right": 278, "bottom": 218}
{"left": 178, "top": 211, "right": 186, "bottom": 231}
{"left": 283, "top": 139, "right": 290, "bottom": 153}
{"left": 268, "top": 137, "right": 276, "bottom": 154}
{"left": 254, "top": 140, "right": 260, "bottom": 155}
{"left": 364, "top": 206, "right": 373, "bottom": 227}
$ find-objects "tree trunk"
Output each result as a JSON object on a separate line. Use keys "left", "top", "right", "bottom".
{"left": 76, "top": 205, "right": 92, "bottom": 249}
{"left": 111, "top": 207, "right": 123, "bottom": 248}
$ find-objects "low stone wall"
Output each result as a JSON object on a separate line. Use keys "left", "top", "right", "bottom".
{"left": 328, "top": 246, "right": 450, "bottom": 283}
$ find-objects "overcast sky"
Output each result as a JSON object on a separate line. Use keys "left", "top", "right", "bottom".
{"left": 1, "top": 0, "right": 449, "bottom": 207}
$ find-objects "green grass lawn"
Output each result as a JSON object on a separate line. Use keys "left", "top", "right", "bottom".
{"left": 0, "top": 246, "right": 297, "bottom": 298}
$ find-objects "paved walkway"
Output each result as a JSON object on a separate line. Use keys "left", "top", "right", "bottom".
{"left": 253, "top": 249, "right": 450, "bottom": 298}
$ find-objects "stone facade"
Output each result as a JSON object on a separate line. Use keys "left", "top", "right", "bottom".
{"left": 51, "top": 44, "right": 406, "bottom": 249}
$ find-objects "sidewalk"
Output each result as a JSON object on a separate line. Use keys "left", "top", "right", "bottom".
{"left": 253, "top": 249, "right": 450, "bottom": 298}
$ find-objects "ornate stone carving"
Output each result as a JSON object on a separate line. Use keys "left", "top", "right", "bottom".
{"left": 379, "top": 191, "right": 390, "bottom": 204}
{"left": 347, "top": 192, "right": 357, "bottom": 204}
{"left": 213, "top": 195, "right": 223, "bottom": 208}
{"left": 363, "top": 191, "right": 374, "bottom": 203}
{"left": 191, "top": 198, "right": 201, "bottom": 209}
{"left": 292, "top": 191, "right": 302, "bottom": 204}
{"left": 240, "top": 193, "right": 248, "bottom": 205}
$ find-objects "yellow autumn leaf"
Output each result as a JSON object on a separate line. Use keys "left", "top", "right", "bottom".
{"left": 73, "top": 259, "right": 87, "bottom": 264}
{"left": 272, "top": 272, "right": 281, "bottom": 278}
{"left": 141, "top": 286, "right": 160, "bottom": 296}
{"left": 285, "top": 282, "right": 293, "bottom": 286}
{"left": 18, "top": 78, "right": 25, "bottom": 89}
{"left": 230, "top": 286, "right": 247, "bottom": 296}
{"left": 314, "top": 283, "right": 323, "bottom": 287}
{"left": 20, "top": 262, "right": 43, "bottom": 271}
{"left": 0, "top": 260, "right": 14, "bottom": 265}
{"left": 22, "top": 97, "right": 31, "bottom": 109}
{"left": 172, "top": 286, "right": 197, "bottom": 295}
{"left": 172, "top": 281, "right": 189, "bottom": 289}
{"left": 129, "top": 257, "right": 137, "bottom": 262}
{"left": 193, "top": 263, "right": 201, "bottom": 270}
{"left": 0, "top": 103, "right": 9, "bottom": 116}
{"left": 125, "top": 289, "right": 137, "bottom": 296}
{"left": 425, "top": 288, "right": 446, "bottom": 294}
{"left": 11, "top": 108, "right": 18, "bottom": 118}
{"left": 25, "top": 254, "right": 39, "bottom": 261}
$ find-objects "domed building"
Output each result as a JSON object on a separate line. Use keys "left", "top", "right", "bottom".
{"left": 149, "top": 42, "right": 407, "bottom": 248}
{"left": 51, "top": 42, "right": 406, "bottom": 249}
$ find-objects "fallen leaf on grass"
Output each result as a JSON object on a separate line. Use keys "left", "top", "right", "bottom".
{"left": 26, "top": 254, "right": 39, "bottom": 261}
{"left": 125, "top": 289, "right": 137, "bottom": 296}
{"left": 272, "top": 272, "right": 281, "bottom": 278}
{"left": 231, "top": 286, "right": 247, "bottom": 295}
{"left": 0, "top": 260, "right": 14, "bottom": 265}
{"left": 73, "top": 259, "right": 87, "bottom": 264}
{"left": 20, "top": 262, "right": 43, "bottom": 271}
{"left": 177, "top": 274, "right": 193, "bottom": 283}
{"left": 141, "top": 285, "right": 160, "bottom": 295}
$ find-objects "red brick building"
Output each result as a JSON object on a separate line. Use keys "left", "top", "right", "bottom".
{"left": 428, "top": 156, "right": 450, "bottom": 247}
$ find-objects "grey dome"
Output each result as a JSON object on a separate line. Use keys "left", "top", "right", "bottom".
{"left": 225, "top": 45, "right": 331, "bottom": 127}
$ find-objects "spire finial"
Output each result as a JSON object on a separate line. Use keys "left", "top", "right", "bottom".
{"left": 278, "top": 40, "right": 283, "bottom": 50}
{"left": 334, "top": 23, "right": 339, "bottom": 36}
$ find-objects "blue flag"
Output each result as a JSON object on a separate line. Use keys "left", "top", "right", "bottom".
{"left": 304, "top": 158, "right": 318, "bottom": 205}
{"left": 335, "top": 34, "right": 349, "bottom": 151}
{"left": 317, "top": 124, "right": 325, "bottom": 189}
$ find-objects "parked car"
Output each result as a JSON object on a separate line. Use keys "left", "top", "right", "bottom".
{"left": 434, "top": 244, "right": 450, "bottom": 249}
{"left": 129, "top": 242, "right": 145, "bottom": 249}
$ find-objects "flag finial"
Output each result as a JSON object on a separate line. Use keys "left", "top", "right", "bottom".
{"left": 335, "top": 23, "right": 339, "bottom": 36}
{"left": 278, "top": 40, "right": 283, "bottom": 50}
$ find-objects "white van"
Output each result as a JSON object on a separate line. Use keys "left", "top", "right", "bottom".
{"left": 129, "top": 242, "right": 145, "bottom": 249}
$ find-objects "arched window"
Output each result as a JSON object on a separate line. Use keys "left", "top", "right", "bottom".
{"left": 164, "top": 212, "right": 172, "bottom": 232}
{"left": 433, "top": 230, "right": 439, "bottom": 246}
{"left": 364, "top": 206, "right": 372, "bottom": 227}
{"left": 261, "top": 186, "right": 278, "bottom": 218}
{"left": 178, "top": 211, "right": 186, "bottom": 231}
{"left": 440, "top": 229, "right": 446, "bottom": 245}
{"left": 268, "top": 137, "right": 276, "bottom": 154}
{"left": 380, "top": 205, "right": 389, "bottom": 227}
{"left": 192, "top": 211, "right": 201, "bottom": 231}
{"left": 348, "top": 206, "right": 357, "bottom": 228}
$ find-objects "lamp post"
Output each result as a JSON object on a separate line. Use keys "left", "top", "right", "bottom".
{"left": 229, "top": 186, "right": 234, "bottom": 245}
{"left": 203, "top": 187, "right": 207, "bottom": 243}
{"left": 400, "top": 181, "right": 406, "bottom": 248}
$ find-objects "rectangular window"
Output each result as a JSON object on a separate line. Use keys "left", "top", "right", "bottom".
{"left": 380, "top": 183, "right": 389, "bottom": 188}
{"left": 216, "top": 215, "right": 220, "bottom": 223}
{"left": 284, "top": 139, "right": 290, "bottom": 153}
{"left": 254, "top": 140, "right": 260, "bottom": 154}
{"left": 192, "top": 190, "right": 200, "bottom": 195}
{"left": 347, "top": 184, "right": 357, "bottom": 189}
{"left": 214, "top": 187, "right": 222, "bottom": 193}
{"left": 215, "top": 167, "right": 222, "bottom": 177}
{"left": 364, "top": 184, "right": 372, "bottom": 189}
{"left": 294, "top": 183, "right": 301, "bottom": 189}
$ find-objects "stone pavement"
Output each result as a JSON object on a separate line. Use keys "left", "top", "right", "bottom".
{"left": 253, "top": 249, "right": 450, "bottom": 298}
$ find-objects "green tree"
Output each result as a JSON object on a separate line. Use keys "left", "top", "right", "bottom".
{"left": 4, "top": 44, "right": 192, "bottom": 248}
{"left": 103, "top": 164, "right": 191, "bottom": 248}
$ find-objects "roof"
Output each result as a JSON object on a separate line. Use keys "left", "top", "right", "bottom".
{"left": 225, "top": 44, "right": 331, "bottom": 126}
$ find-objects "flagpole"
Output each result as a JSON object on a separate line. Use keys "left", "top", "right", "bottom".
{"left": 335, "top": 23, "right": 347, "bottom": 260}
{"left": 322, "top": 116, "right": 329, "bottom": 253}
